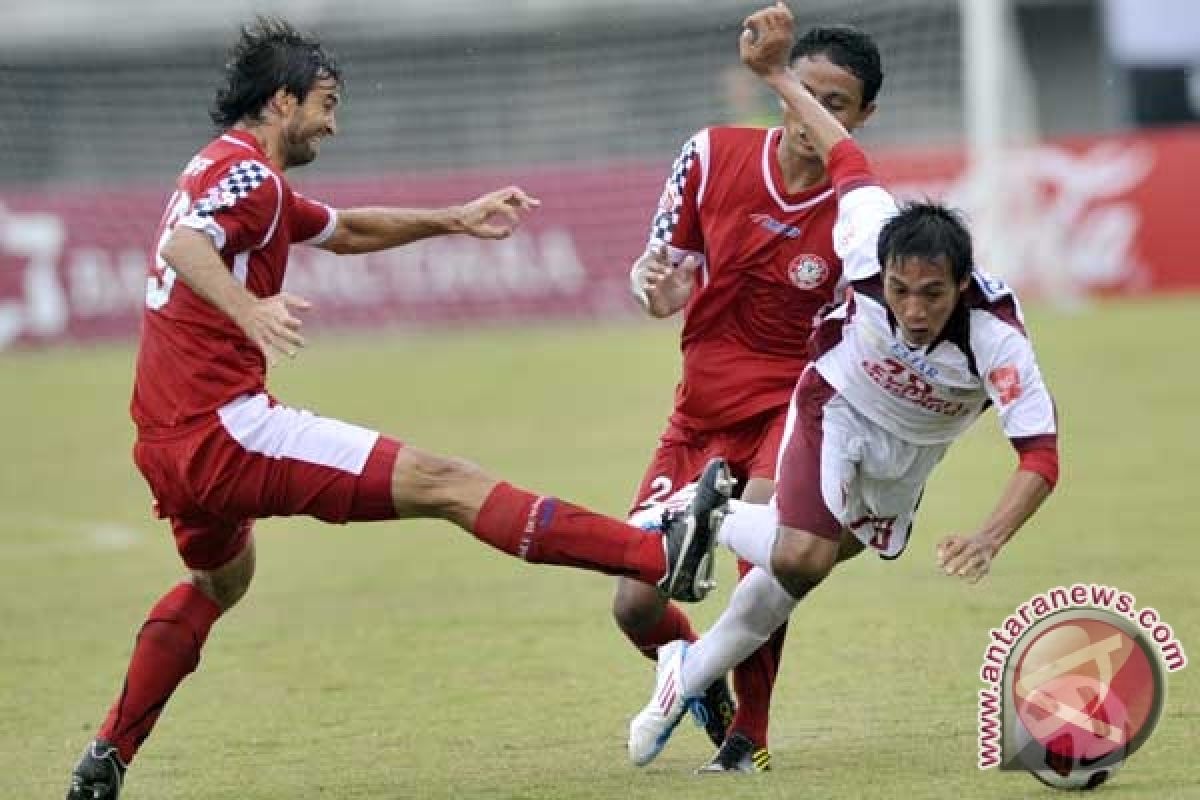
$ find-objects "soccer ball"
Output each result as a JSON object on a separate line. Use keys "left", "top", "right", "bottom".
{"left": 1027, "top": 755, "right": 1122, "bottom": 791}
{"left": 1013, "top": 714, "right": 1126, "bottom": 791}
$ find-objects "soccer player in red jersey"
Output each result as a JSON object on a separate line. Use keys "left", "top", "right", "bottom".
{"left": 64, "top": 19, "right": 734, "bottom": 800}
{"left": 614, "top": 14, "right": 884, "bottom": 772}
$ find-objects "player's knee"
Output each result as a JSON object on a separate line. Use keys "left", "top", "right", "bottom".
{"left": 191, "top": 540, "right": 256, "bottom": 611}
{"left": 392, "top": 447, "right": 486, "bottom": 518}
{"left": 770, "top": 529, "right": 837, "bottom": 598}
{"left": 612, "top": 577, "right": 667, "bottom": 633}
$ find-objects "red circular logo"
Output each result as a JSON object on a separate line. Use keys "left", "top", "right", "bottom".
{"left": 1005, "top": 610, "right": 1166, "bottom": 789}
{"left": 788, "top": 254, "right": 829, "bottom": 289}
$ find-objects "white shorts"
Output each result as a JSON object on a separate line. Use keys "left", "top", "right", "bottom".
{"left": 776, "top": 369, "right": 948, "bottom": 559}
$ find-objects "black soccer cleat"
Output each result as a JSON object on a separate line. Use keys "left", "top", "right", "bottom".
{"left": 658, "top": 457, "right": 733, "bottom": 603}
{"left": 696, "top": 731, "right": 772, "bottom": 774}
{"left": 686, "top": 674, "right": 737, "bottom": 748}
{"left": 66, "top": 739, "right": 126, "bottom": 800}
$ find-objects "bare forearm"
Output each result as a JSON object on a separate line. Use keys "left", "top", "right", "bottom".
{"left": 762, "top": 69, "right": 851, "bottom": 161}
{"left": 162, "top": 227, "right": 256, "bottom": 325}
{"left": 977, "top": 469, "right": 1052, "bottom": 557}
{"left": 327, "top": 206, "right": 464, "bottom": 254}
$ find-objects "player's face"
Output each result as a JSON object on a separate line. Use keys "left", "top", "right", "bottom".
{"left": 282, "top": 78, "right": 340, "bottom": 168}
{"left": 781, "top": 55, "right": 874, "bottom": 157}
{"left": 883, "top": 256, "right": 968, "bottom": 347}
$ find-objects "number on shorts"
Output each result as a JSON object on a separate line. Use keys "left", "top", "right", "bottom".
{"left": 850, "top": 515, "right": 897, "bottom": 552}
{"left": 642, "top": 475, "right": 673, "bottom": 507}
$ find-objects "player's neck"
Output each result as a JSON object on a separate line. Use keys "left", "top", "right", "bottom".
{"left": 232, "top": 122, "right": 287, "bottom": 171}
{"left": 775, "top": 140, "right": 827, "bottom": 193}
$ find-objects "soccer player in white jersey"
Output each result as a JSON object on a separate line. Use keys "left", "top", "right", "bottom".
{"left": 628, "top": 2, "right": 1060, "bottom": 767}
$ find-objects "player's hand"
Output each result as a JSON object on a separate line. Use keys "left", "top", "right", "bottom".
{"left": 631, "top": 245, "right": 700, "bottom": 317}
{"left": 936, "top": 534, "right": 995, "bottom": 584}
{"left": 241, "top": 291, "right": 312, "bottom": 365}
{"left": 455, "top": 186, "right": 541, "bottom": 240}
{"left": 741, "top": 2, "right": 795, "bottom": 77}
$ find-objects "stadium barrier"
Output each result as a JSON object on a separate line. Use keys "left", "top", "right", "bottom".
{"left": 1, "top": 127, "right": 1197, "bottom": 350}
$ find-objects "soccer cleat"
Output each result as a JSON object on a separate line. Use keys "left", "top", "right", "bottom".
{"left": 696, "top": 731, "right": 772, "bottom": 774}
{"left": 629, "top": 639, "right": 695, "bottom": 766}
{"left": 686, "top": 675, "right": 736, "bottom": 749}
{"left": 66, "top": 739, "right": 126, "bottom": 800}
{"left": 657, "top": 458, "right": 734, "bottom": 603}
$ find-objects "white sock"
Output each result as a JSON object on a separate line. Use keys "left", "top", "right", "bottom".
{"left": 679, "top": 567, "right": 798, "bottom": 696}
{"left": 717, "top": 499, "right": 779, "bottom": 572}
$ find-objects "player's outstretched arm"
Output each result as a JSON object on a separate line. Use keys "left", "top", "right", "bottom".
{"left": 740, "top": 2, "right": 851, "bottom": 162}
{"left": 320, "top": 186, "right": 541, "bottom": 254}
{"left": 936, "top": 469, "right": 1053, "bottom": 583}
{"left": 629, "top": 246, "right": 700, "bottom": 318}
{"left": 161, "top": 227, "right": 311, "bottom": 363}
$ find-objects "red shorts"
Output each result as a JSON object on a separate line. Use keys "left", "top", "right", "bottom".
{"left": 134, "top": 393, "right": 402, "bottom": 571}
{"left": 629, "top": 406, "right": 788, "bottom": 516}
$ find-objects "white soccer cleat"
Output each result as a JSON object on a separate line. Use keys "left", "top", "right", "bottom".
{"left": 628, "top": 639, "right": 695, "bottom": 767}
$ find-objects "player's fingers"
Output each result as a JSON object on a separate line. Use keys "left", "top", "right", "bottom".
{"left": 488, "top": 200, "right": 521, "bottom": 225}
{"left": 505, "top": 187, "right": 541, "bottom": 209}
{"left": 472, "top": 223, "right": 514, "bottom": 240}
{"left": 272, "top": 320, "right": 306, "bottom": 350}
{"left": 281, "top": 292, "right": 312, "bottom": 312}
{"left": 677, "top": 254, "right": 701, "bottom": 273}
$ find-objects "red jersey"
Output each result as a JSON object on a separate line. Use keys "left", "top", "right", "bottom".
{"left": 648, "top": 126, "right": 843, "bottom": 432}
{"left": 131, "top": 130, "right": 336, "bottom": 433}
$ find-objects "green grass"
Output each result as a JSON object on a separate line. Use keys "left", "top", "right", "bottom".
{"left": 2, "top": 297, "right": 1198, "bottom": 799}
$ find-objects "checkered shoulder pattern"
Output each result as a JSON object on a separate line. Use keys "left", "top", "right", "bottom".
{"left": 192, "top": 160, "right": 272, "bottom": 218}
{"left": 650, "top": 134, "right": 703, "bottom": 245}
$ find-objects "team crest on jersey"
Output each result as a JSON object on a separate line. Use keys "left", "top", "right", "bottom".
{"left": 988, "top": 364, "right": 1023, "bottom": 405}
{"left": 788, "top": 254, "right": 830, "bottom": 289}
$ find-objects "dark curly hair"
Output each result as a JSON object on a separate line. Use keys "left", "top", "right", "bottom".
{"left": 210, "top": 16, "right": 342, "bottom": 131}
{"left": 791, "top": 25, "right": 883, "bottom": 108}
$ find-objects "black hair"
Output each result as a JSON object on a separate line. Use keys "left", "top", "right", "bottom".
{"left": 790, "top": 25, "right": 883, "bottom": 108}
{"left": 210, "top": 17, "right": 342, "bottom": 131}
{"left": 877, "top": 202, "right": 973, "bottom": 283}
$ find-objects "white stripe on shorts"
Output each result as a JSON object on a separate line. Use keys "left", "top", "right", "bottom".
{"left": 217, "top": 393, "right": 380, "bottom": 475}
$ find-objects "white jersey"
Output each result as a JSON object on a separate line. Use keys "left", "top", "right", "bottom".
{"left": 811, "top": 184, "right": 1057, "bottom": 447}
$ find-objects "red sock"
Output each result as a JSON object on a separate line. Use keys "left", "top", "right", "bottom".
{"left": 623, "top": 602, "right": 698, "bottom": 661}
{"left": 472, "top": 483, "right": 665, "bottom": 585}
{"left": 729, "top": 558, "right": 787, "bottom": 747}
{"left": 98, "top": 582, "right": 222, "bottom": 764}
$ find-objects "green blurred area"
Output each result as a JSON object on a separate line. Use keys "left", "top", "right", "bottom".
{"left": 2, "top": 298, "right": 1197, "bottom": 799}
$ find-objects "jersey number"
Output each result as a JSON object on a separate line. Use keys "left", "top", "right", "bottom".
{"left": 145, "top": 190, "right": 191, "bottom": 310}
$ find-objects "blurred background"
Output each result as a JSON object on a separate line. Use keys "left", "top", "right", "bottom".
{"left": 4, "top": 5, "right": 1198, "bottom": 798}
{"left": 1, "top": 0, "right": 1198, "bottom": 347}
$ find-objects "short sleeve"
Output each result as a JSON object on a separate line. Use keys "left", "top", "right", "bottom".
{"left": 979, "top": 325, "right": 1057, "bottom": 441}
{"left": 290, "top": 191, "right": 337, "bottom": 246}
{"left": 179, "top": 159, "right": 281, "bottom": 255}
{"left": 648, "top": 129, "right": 708, "bottom": 265}
{"left": 829, "top": 140, "right": 895, "bottom": 283}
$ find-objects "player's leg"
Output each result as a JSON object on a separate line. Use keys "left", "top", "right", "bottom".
{"left": 628, "top": 371, "right": 849, "bottom": 766}
{"left": 612, "top": 429, "right": 702, "bottom": 660}
{"left": 68, "top": 505, "right": 255, "bottom": 800}
{"left": 389, "top": 443, "right": 732, "bottom": 600}
{"left": 612, "top": 427, "right": 737, "bottom": 748}
{"left": 706, "top": 472, "right": 782, "bottom": 773}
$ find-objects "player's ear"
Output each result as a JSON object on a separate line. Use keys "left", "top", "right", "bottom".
{"left": 853, "top": 101, "right": 877, "bottom": 130}
{"left": 268, "top": 88, "right": 298, "bottom": 118}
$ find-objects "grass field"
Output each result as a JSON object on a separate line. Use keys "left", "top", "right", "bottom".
{"left": 2, "top": 297, "right": 1198, "bottom": 799}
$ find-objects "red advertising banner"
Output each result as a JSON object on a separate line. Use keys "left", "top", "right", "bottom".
{"left": 1, "top": 127, "right": 1197, "bottom": 349}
